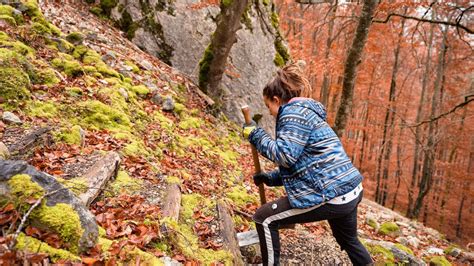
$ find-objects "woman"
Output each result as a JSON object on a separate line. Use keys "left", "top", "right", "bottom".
{"left": 243, "top": 63, "right": 373, "bottom": 265}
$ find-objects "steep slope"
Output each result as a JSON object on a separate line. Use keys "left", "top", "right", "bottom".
{"left": 0, "top": 1, "right": 471, "bottom": 265}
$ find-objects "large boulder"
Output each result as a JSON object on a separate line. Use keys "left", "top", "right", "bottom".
{"left": 0, "top": 160, "right": 98, "bottom": 254}
{"left": 106, "top": 0, "right": 282, "bottom": 131}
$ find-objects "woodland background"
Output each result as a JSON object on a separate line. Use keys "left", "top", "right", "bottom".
{"left": 275, "top": 0, "right": 473, "bottom": 246}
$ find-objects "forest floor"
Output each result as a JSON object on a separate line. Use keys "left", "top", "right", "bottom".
{"left": 0, "top": 1, "right": 472, "bottom": 265}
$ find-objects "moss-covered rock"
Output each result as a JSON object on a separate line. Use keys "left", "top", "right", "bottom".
{"left": 106, "top": 170, "right": 142, "bottom": 197}
{"left": 57, "top": 125, "right": 84, "bottom": 145}
{"left": 100, "top": 0, "right": 118, "bottom": 15}
{"left": 365, "top": 243, "right": 395, "bottom": 263}
{"left": 429, "top": 256, "right": 451, "bottom": 266}
{"left": 28, "top": 101, "right": 59, "bottom": 118}
{"left": 66, "top": 32, "right": 84, "bottom": 45}
{"left": 379, "top": 222, "right": 400, "bottom": 236}
{"left": 394, "top": 243, "right": 414, "bottom": 256}
{"left": 0, "top": 66, "right": 31, "bottom": 101}
{"left": 76, "top": 100, "right": 131, "bottom": 131}
{"left": 51, "top": 53, "right": 84, "bottom": 77}
{"left": 15, "top": 233, "right": 81, "bottom": 263}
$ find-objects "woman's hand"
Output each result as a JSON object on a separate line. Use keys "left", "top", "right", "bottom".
{"left": 242, "top": 121, "right": 257, "bottom": 139}
{"left": 253, "top": 172, "right": 271, "bottom": 186}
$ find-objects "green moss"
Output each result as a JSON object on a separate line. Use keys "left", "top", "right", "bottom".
{"left": 125, "top": 60, "right": 140, "bottom": 73}
{"left": 51, "top": 53, "right": 84, "bottom": 77}
{"left": 33, "top": 66, "right": 60, "bottom": 86}
{"left": 30, "top": 203, "right": 84, "bottom": 254}
{"left": 107, "top": 170, "right": 142, "bottom": 197}
{"left": 7, "top": 174, "right": 44, "bottom": 202}
{"left": 429, "top": 256, "right": 451, "bottom": 266}
{"left": 31, "top": 21, "right": 52, "bottom": 35}
{"left": 178, "top": 116, "right": 202, "bottom": 130}
{"left": 271, "top": 11, "right": 279, "bottom": 29}
{"left": 89, "top": 6, "right": 104, "bottom": 17}
{"left": 122, "top": 139, "right": 151, "bottom": 157}
{"left": 366, "top": 244, "right": 395, "bottom": 263}
{"left": 66, "top": 32, "right": 84, "bottom": 44}
{"left": 117, "top": 9, "right": 139, "bottom": 39}
{"left": 262, "top": 0, "right": 270, "bottom": 6}
{"left": 217, "top": 150, "right": 239, "bottom": 166}
{"left": 226, "top": 186, "right": 258, "bottom": 207}
{"left": 15, "top": 233, "right": 81, "bottom": 263}
{"left": 221, "top": 0, "right": 233, "bottom": 8}
{"left": 65, "top": 86, "right": 83, "bottom": 97}
{"left": 393, "top": 243, "right": 414, "bottom": 256}
{"left": 82, "top": 50, "right": 102, "bottom": 65}
{"left": 96, "top": 62, "right": 120, "bottom": 78}
{"left": 444, "top": 244, "right": 460, "bottom": 255}
{"left": 128, "top": 246, "right": 164, "bottom": 266}
{"left": 0, "top": 15, "right": 16, "bottom": 26}
{"left": 72, "top": 45, "right": 88, "bottom": 59}
{"left": 274, "top": 39, "right": 290, "bottom": 67}
{"left": 56, "top": 177, "right": 88, "bottom": 196}
{"left": 379, "top": 222, "right": 400, "bottom": 235}
{"left": 130, "top": 85, "right": 150, "bottom": 96}
{"left": 77, "top": 100, "right": 131, "bottom": 131}
{"left": 198, "top": 44, "right": 214, "bottom": 91}
{"left": 28, "top": 101, "right": 59, "bottom": 118}
{"left": 367, "top": 217, "right": 378, "bottom": 229}
{"left": 166, "top": 175, "right": 181, "bottom": 185}
{"left": 0, "top": 66, "right": 31, "bottom": 101}
{"left": 100, "top": 0, "right": 118, "bottom": 15}
{"left": 174, "top": 102, "right": 186, "bottom": 115}
{"left": 57, "top": 125, "right": 83, "bottom": 145}
{"left": 23, "top": 0, "right": 43, "bottom": 19}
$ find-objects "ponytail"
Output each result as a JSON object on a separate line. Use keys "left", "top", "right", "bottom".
{"left": 263, "top": 62, "right": 311, "bottom": 102}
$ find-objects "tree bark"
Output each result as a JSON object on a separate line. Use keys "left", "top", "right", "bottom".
{"left": 358, "top": 66, "right": 376, "bottom": 169}
{"left": 79, "top": 152, "right": 120, "bottom": 207}
{"left": 410, "top": 24, "right": 448, "bottom": 219}
{"left": 198, "top": 0, "right": 249, "bottom": 105}
{"left": 320, "top": 1, "right": 338, "bottom": 107}
{"left": 217, "top": 200, "right": 245, "bottom": 266}
{"left": 407, "top": 22, "right": 434, "bottom": 217}
{"left": 333, "top": 0, "right": 377, "bottom": 136}
{"left": 375, "top": 16, "right": 405, "bottom": 205}
{"left": 161, "top": 183, "right": 182, "bottom": 221}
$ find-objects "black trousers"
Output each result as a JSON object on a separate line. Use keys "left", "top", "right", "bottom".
{"left": 253, "top": 191, "right": 372, "bottom": 266}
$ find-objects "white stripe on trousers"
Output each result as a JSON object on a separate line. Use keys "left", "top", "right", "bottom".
{"left": 262, "top": 202, "right": 326, "bottom": 265}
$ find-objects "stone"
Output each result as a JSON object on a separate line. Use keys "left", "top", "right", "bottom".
{"left": 118, "top": 87, "right": 129, "bottom": 101}
{"left": 407, "top": 236, "right": 420, "bottom": 248}
{"left": 0, "top": 142, "right": 9, "bottom": 159}
{"left": 107, "top": 0, "right": 281, "bottom": 131}
{"left": 426, "top": 247, "right": 444, "bottom": 255}
{"left": 2, "top": 111, "right": 22, "bottom": 124}
{"left": 162, "top": 96, "right": 175, "bottom": 112}
{"left": 396, "top": 236, "right": 408, "bottom": 246}
{"left": 448, "top": 248, "right": 461, "bottom": 257}
{"left": 151, "top": 92, "right": 163, "bottom": 105}
{"left": 0, "top": 160, "right": 98, "bottom": 253}
{"left": 101, "top": 51, "right": 117, "bottom": 65}
{"left": 144, "top": 80, "right": 158, "bottom": 92}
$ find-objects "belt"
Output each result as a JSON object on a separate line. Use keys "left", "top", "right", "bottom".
{"left": 327, "top": 183, "right": 363, "bottom": 205}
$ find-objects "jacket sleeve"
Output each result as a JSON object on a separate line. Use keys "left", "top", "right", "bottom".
{"left": 248, "top": 113, "right": 312, "bottom": 168}
{"left": 267, "top": 169, "right": 283, "bottom": 187}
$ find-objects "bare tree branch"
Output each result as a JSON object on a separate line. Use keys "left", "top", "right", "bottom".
{"left": 373, "top": 12, "right": 473, "bottom": 34}
{"left": 408, "top": 94, "right": 474, "bottom": 127}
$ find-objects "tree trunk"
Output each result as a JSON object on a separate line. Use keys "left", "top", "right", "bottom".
{"left": 333, "top": 0, "right": 377, "bottom": 136}
{"left": 320, "top": 1, "right": 338, "bottom": 107}
{"left": 407, "top": 23, "right": 434, "bottom": 216}
{"left": 410, "top": 25, "right": 448, "bottom": 219}
{"left": 375, "top": 17, "right": 405, "bottom": 204}
{"left": 198, "top": 0, "right": 249, "bottom": 105}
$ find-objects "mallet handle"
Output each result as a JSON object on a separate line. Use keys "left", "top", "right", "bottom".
{"left": 242, "top": 106, "right": 266, "bottom": 205}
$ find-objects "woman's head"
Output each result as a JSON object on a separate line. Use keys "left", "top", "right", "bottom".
{"left": 263, "top": 63, "right": 310, "bottom": 117}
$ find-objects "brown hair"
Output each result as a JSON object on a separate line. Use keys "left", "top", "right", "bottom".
{"left": 263, "top": 62, "right": 311, "bottom": 102}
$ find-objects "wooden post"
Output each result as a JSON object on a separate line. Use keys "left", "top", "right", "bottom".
{"left": 217, "top": 200, "right": 245, "bottom": 265}
{"left": 241, "top": 105, "right": 266, "bottom": 205}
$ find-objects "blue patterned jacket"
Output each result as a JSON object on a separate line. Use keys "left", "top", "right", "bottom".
{"left": 248, "top": 98, "right": 363, "bottom": 209}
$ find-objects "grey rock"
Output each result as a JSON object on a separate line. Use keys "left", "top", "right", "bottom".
{"left": 101, "top": 51, "right": 117, "bottom": 65}
{"left": 2, "top": 111, "right": 22, "bottom": 124}
{"left": 391, "top": 246, "right": 426, "bottom": 265}
{"left": 396, "top": 236, "right": 408, "bottom": 246}
{"left": 144, "top": 80, "right": 158, "bottom": 92}
{"left": 162, "top": 96, "right": 175, "bottom": 112}
{"left": 407, "top": 236, "right": 420, "bottom": 248}
{"left": 162, "top": 256, "right": 182, "bottom": 266}
{"left": 0, "top": 160, "right": 98, "bottom": 252}
{"left": 151, "top": 92, "right": 163, "bottom": 105}
{"left": 109, "top": 0, "right": 280, "bottom": 132}
{"left": 118, "top": 87, "right": 129, "bottom": 101}
{"left": 0, "top": 142, "right": 9, "bottom": 159}
{"left": 448, "top": 247, "right": 461, "bottom": 257}
{"left": 426, "top": 247, "right": 444, "bottom": 255}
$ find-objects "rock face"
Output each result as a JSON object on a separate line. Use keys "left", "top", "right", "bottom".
{"left": 0, "top": 160, "right": 98, "bottom": 253}
{"left": 107, "top": 0, "right": 282, "bottom": 130}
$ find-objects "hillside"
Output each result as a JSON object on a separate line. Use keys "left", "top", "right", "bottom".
{"left": 0, "top": 1, "right": 472, "bottom": 265}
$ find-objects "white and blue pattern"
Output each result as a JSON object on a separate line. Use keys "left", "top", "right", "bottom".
{"left": 249, "top": 99, "right": 363, "bottom": 209}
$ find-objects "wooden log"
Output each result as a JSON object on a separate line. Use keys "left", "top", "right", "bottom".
{"left": 161, "top": 183, "right": 181, "bottom": 221}
{"left": 217, "top": 200, "right": 244, "bottom": 266}
{"left": 78, "top": 152, "right": 120, "bottom": 207}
